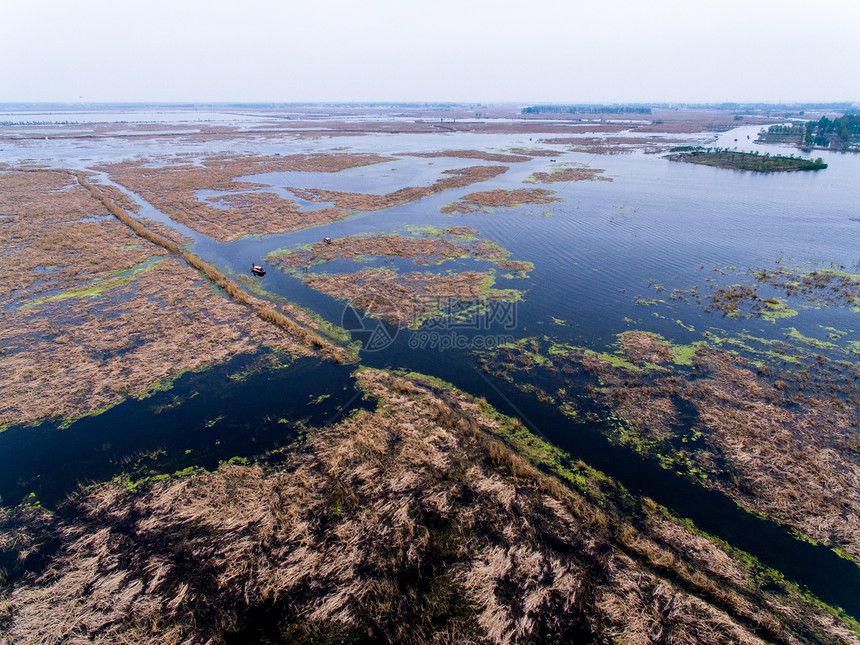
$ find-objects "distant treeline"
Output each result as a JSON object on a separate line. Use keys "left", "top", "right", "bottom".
{"left": 522, "top": 105, "right": 652, "bottom": 115}
{"left": 520, "top": 102, "right": 858, "bottom": 115}
{"left": 690, "top": 102, "right": 855, "bottom": 112}
{"left": 0, "top": 121, "right": 81, "bottom": 126}
{"left": 762, "top": 114, "right": 859, "bottom": 150}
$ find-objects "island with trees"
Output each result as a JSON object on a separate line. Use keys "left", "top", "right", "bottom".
{"left": 665, "top": 146, "right": 827, "bottom": 172}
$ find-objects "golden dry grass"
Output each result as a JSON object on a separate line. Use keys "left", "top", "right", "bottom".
{"left": 303, "top": 269, "right": 494, "bottom": 326}
{"left": 0, "top": 169, "right": 349, "bottom": 428}
{"left": 2, "top": 369, "right": 853, "bottom": 644}
{"left": 269, "top": 232, "right": 509, "bottom": 270}
{"left": 0, "top": 170, "right": 163, "bottom": 304}
{"left": 98, "top": 153, "right": 391, "bottom": 242}
{"left": 77, "top": 174, "right": 348, "bottom": 363}
{"left": 528, "top": 167, "right": 611, "bottom": 183}
{"left": 440, "top": 188, "right": 559, "bottom": 214}
{"left": 531, "top": 340, "right": 860, "bottom": 562}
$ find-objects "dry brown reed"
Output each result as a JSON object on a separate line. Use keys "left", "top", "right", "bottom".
{"left": 303, "top": 269, "right": 494, "bottom": 326}
{"left": 522, "top": 337, "right": 860, "bottom": 562}
{"left": 269, "top": 232, "right": 512, "bottom": 271}
{"left": 98, "top": 153, "right": 391, "bottom": 242}
{"left": 397, "top": 150, "right": 532, "bottom": 163}
{"left": 528, "top": 167, "right": 611, "bottom": 183}
{"left": 2, "top": 369, "right": 850, "bottom": 644}
{"left": 99, "top": 155, "right": 507, "bottom": 242}
{"left": 0, "top": 168, "right": 350, "bottom": 428}
{"left": 440, "top": 188, "right": 559, "bottom": 214}
{"left": 77, "top": 174, "right": 348, "bottom": 363}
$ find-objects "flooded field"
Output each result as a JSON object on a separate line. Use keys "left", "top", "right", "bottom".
{"left": 2, "top": 105, "right": 859, "bottom": 642}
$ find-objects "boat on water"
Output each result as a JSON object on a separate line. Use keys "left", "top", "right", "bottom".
{"left": 251, "top": 264, "right": 266, "bottom": 276}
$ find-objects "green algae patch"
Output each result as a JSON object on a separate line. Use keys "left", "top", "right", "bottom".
{"left": 401, "top": 224, "right": 448, "bottom": 237}
{"left": 495, "top": 338, "right": 553, "bottom": 369}
{"left": 670, "top": 341, "right": 707, "bottom": 366}
{"left": 760, "top": 298, "right": 799, "bottom": 323}
{"left": 22, "top": 257, "right": 163, "bottom": 308}
{"left": 675, "top": 319, "right": 696, "bottom": 332}
{"left": 704, "top": 332, "right": 802, "bottom": 365}
{"left": 589, "top": 349, "right": 646, "bottom": 372}
{"left": 785, "top": 327, "right": 839, "bottom": 351}
{"left": 819, "top": 325, "right": 850, "bottom": 340}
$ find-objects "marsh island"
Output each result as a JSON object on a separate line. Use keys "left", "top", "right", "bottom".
{"left": 666, "top": 147, "right": 827, "bottom": 171}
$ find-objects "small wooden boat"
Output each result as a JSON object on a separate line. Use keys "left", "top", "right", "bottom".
{"left": 251, "top": 264, "right": 266, "bottom": 276}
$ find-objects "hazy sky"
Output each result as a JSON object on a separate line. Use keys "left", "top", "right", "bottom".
{"left": 2, "top": 0, "right": 858, "bottom": 104}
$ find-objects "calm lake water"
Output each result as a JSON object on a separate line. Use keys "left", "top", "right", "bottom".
{"left": 2, "top": 107, "right": 859, "bottom": 615}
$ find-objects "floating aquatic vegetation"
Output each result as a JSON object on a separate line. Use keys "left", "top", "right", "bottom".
{"left": 440, "top": 188, "right": 559, "bottom": 214}
{"left": 477, "top": 331, "right": 860, "bottom": 563}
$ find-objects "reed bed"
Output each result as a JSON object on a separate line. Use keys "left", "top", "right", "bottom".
{"left": 3, "top": 369, "right": 849, "bottom": 644}
{"left": 397, "top": 150, "right": 532, "bottom": 163}
{"left": 268, "top": 232, "right": 514, "bottom": 271}
{"left": 527, "top": 167, "right": 611, "bottom": 183}
{"left": 0, "top": 170, "right": 162, "bottom": 305}
{"left": 0, "top": 169, "right": 344, "bottom": 428}
{"left": 483, "top": 335, "right": 860, "bottom": 562}
{"left": 303, "top": 269, "right": 505, "bottom": 327}
{"left": 440, "top": 188, "right": 559, "bottom": 214}
{"left": 98, "top": 153, "right": 391, "bottom": 242}
{"left": 0, "top": 257, "right": 313, "bottom": 428}
{"left": 77, "top": 174, "right": 348, "bottom": 363}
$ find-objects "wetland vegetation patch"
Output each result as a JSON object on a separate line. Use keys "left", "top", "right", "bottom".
{"left": 396, "top": 149, "right": 532, "bottom": 163}
{"left": 0, "top": 170, "right": 327, "bottom": 429}
{"left": 287, "top": 164, "right": 509, "bottom": 212}
{"left": 478, "top": 332, "right": 860, "bottom": 563}
{"left": 440, "top": 188, "right": 559, "bottom": 214}
{"left": 666, "top": 148, "right": 827, "bottom": 172}
{"left": 304, "top": 269, "right": 519, "bottom": 327}
{"left": 99, "top": 153, "right": 393, "bottom": 241}
{"left": 1, "top": 368, "right": 854, "bottom": 645}
{"left": 526, "top": 163, "right": 611, "bottom": 184}
{"left": 267, "top": 230, "right": 518, "bottom": 270}
{"left": 539, "top": 136, "right": 686, "bottom": 155}
{"left": 269, "top": 229, "right": 531, "bottom": 327}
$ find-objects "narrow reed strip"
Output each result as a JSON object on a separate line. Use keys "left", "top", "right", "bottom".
{"left": 74, "top": 173, "right": 347, "bottom": 362}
